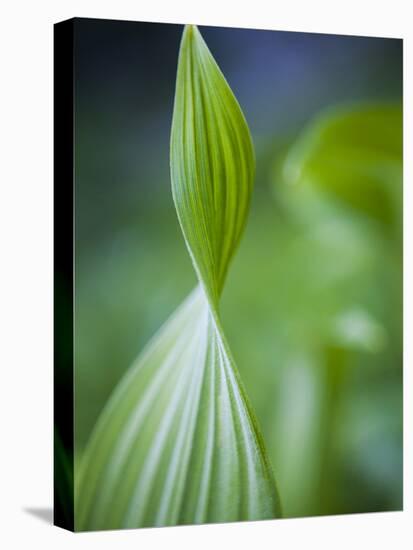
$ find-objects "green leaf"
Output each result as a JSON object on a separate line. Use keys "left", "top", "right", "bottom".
{"left": 76, "top": 25, "right": 281, "bottom": 531}
{"left": 283, "top": 104, "right": 402, "bottom": 232}
{"left": 171, "top": 24, "right": 255, "bottom": 306}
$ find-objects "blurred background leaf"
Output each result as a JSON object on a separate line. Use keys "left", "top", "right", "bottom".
{"left": 266, "top": 102, "right": 402, "bottom": 517}
{"left": 283, "top": 104, "right": 402, "bottom": 236}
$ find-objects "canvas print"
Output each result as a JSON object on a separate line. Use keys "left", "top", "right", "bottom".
{"left": 54, "top": 17, "right": 403, "bottom": 532}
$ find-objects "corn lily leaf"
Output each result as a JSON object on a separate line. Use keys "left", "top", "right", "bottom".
{"left": 76, "top": 25, "right": 281, "bottom": 530}
{"left": 170, "top": 25, "right": 255, "bottom": 305}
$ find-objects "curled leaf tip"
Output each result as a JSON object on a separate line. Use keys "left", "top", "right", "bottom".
{"left": 76, "top": 25, "right": 280, "bottom": 532}
{"left": 171, "top": 23, "right": 255, "bottom": 303}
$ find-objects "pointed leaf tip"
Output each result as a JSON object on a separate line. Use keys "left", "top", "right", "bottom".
{"left": 171, "top": 25, "right": 255, "bottom": 304}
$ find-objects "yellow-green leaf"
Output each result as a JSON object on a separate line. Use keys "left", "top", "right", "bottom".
{"left": 76, "top": 25, "right": 281, "bottom": 531}
{"left": 171, "top": 25, "right": 255, "bottom": 306}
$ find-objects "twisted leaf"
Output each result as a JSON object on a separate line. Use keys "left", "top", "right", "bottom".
{"left": 76, "top": 24, "right": 281, "bottom": 531}
{"left": 171, "top": 25, "right": 254, "bottom": 304}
